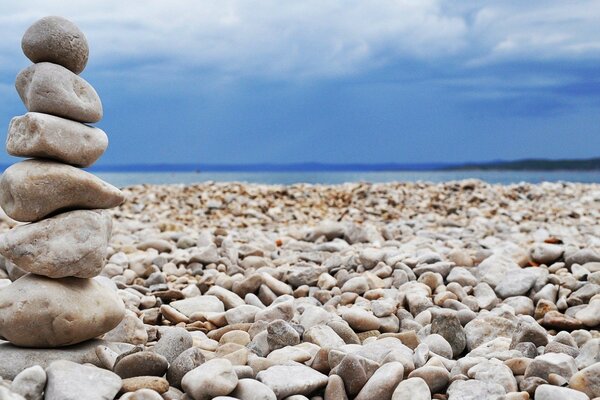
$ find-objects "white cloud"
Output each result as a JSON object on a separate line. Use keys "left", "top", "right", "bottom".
{"left": 0, "top": 0, "right": 467, "bottom": 79}
{"left": 0, "top": 0, "right": 599, "bottom": 80}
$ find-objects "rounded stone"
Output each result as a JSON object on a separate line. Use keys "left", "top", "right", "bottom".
{"left": 7, "top": 113, "right": 108, "bottom": 167}
{"left": 121, "top": 377, "right": 169, "bottom": 394}
{"left": 0, "top": 159, "right": 124, "bottom": 222}
{"left": 114, "top": 351, "right": 169, "bottom": 379}
{"left": 22, "top": 16, "right": 89, "bottom": 74}
{"left": 153, "top": 327, "right": 193, "bottom": 363}
{"left": 0, "top": 210, "right": 112, "bottom": 278}
{"left": 167, "top": 347, "right": 205, "bottom": 388}
{"left": 16, "top": 62, "right": 102, "bottom": 123}
{"left": 182, "top": 358, "right": 238, "bottom": 400}
{"left": 0, "top": 274, "right": 125, "bottom": 347}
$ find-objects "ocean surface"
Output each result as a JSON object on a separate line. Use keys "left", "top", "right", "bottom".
{"left": 96, "top": 170, "right": 600, "bottom": 187}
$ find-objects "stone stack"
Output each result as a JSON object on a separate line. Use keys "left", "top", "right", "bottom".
{"left": 0, "top": 16, "right": 125, "bottom": 347}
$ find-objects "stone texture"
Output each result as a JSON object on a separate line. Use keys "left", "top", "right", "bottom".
{"left": 153, "top": 327, "right": 193, "bottom": 363}
{"left": 355, "top": 361, "right": 404, "bottom": 400}
{"left": 113, "top": 351, "right": 169, "bottom": 379}
{"left": 569, "top": 362, "right": 600, "bottom": 398}
{"left": 230, "top": 379, "right": 277, "bottom": 400}
{"left": 121, "top": 377, "right": 169, "bottom": 394}
{"left": 167, "top": 347, "right": 205, "bottom": 388}
{"left": 10, "top": 365, "right": 46, "bottom": 400}
{"left": 102, "top": 309, "right": 148, "bottom": 345}
{"left": 446, "top": 379, "right": 506, "bottom": 400}
{"left": 534, "top": 384, "right": 589, "bottom": 400}
{"left": 16, "top": 62, "right": 102, "bottom": 123}
{"left": 181, "top": 358, "right": 238, "bottom": 400}
{"left": 392, "top": 377, "right": 431, "bottom": 400}
{"left": 0, "top": 274, "right": 125, "bottom": 347}
{"left": 257, "top": 364, "right": 329, "bottom": 399}
{"left": 7, "top": 112, "right": 108, "bottom": 167}
{"left": 431, "top": 310, "right": 466, "bottom": 357}
{"left": 0, "top": 159, "right": 124, "bottom": 222}
{"left": 44, "top": 360, "right": 121, "bottom": 400}
{"left": 0, "top": 210, "right": 112, "bottom": 278}
{"left": 21, "top": 16, "right": 89, "bottom": 74}
{"left": 524, "top": 353, "right": 578, "bottom": 381}
{"left": 0, "top": 339, "right": 125, "bottom": 380}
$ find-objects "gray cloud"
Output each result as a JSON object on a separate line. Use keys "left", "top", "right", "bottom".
{"left": 0, "top": 0, "right": 599, "bottom": 81}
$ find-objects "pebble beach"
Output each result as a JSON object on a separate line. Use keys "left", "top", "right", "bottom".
{"left": 1, "top": 180, "right": 600, "bottom": 399}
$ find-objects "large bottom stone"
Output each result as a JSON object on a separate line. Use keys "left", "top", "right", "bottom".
{"left": 0, "top": 340, "right": 132, "bottom": 380}
{"left": 0, "top": 274, "right": 125, "bottom": 347}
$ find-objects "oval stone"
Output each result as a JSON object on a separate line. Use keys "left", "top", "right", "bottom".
{"left": 0, "top": 159, "right": 124, "bottom": 222}
{"left": 7, "top": 113, "right": 108, "bottom": 167}
{"left": 16, "top": 62, "right": 102, "bottom": 123}
{"left": 21, "top": 16, "right": 89, "bottom": 74}
{"left": 0, "top": 274, "right": 125, "bottom": 347}
{"left": 0, "top": 210, "right": 112, "bottom": 278}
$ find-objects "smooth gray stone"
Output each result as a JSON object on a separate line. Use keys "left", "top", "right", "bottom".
{"left": 0, "top": 339, "right": 129, "bottom": 380}
{"left": 0, "top": 274, "right": 125, "bottom": 347}
{"left": 7, "top": 113, "right": 108, "bottom": 167}
{"left": 0, "top": 210, "right": 112, "bottom": 278}
{"left": 21, "top": 16, "right": 88, "bottom": 74}
{"left": 45, "top": 360, "right": 121, "bottom": 400}
{"left": 16, "top": 62, "right": 102, "bottom": 123}
{"left": 0, "top": 159, "right": 124, "bottom": 222}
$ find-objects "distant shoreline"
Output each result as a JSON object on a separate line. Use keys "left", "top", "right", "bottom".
{"left": 1, "top": 158, "right": 599, "bottom": 173}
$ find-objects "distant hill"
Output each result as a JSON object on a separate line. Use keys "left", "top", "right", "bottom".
{"left": 447, "top": 157, "right": 600, "bottom": 171}
{"left": 1, "top": 158, "right": 598, "bottom": 173}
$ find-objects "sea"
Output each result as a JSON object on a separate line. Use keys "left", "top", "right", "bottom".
{"left": 95, "top": 170, "right": 600, "bottom": 187}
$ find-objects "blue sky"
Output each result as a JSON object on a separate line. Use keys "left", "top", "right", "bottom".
{"left": 1, "top": 0, "right": 599, "bottom": 165}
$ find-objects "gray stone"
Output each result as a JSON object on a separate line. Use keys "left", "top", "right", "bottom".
{"left": 524, "top": 353, "right": 578, "bottom": 381}
{"left": 431, "top": 310, "right": 466, "bottom": 357}
{"left": 392, "top": 377, "right": 431, "bottom": 400}
{"left": 257, "top": 364, "right": 329, "bottom": 399}
{"left": 464, "top": 315, "right": 516, "bottom": 351}
{"left": 0, "top": 210, "right": 111, "bottom": 278}
{"left": 170, "top": 295, "right": 224, "bottom": 317}
{"left": 45, "top": 360, "right": 121, "bottom": 400}
{"left": 446, "top": 379, "right": 506, "bottom": 400}
{"left": 230, "top": 379, "right": 277, "bottom": 400}
{"left": 569, "top": 362, "right": 600, "bottom": 399}
{"left": 534, "top": 384, "right": 589, "bottom": 400}
{"left": 167, "top": 347, "right": 205, "bottom": 388}
{"left": 0, "top": 159, "right": 124, "bottom": 222}
{"left": 407, "top": 366, "right": 449, "bottom": 394}
{"left": 10, "top": 365, "right": 46, "bottom": 400}
{"left": 181, "top": 358, "right": 238, "bottom": 400}
{"left": 102, "top": 309, "right": 148, "bottom": 345}
{"left": 511, "top": 317, "right": 549, "bottom": 348}
{"left": 21, "top": 16, "right": 88, "bottom": 74}
{"left": 267, "top": 319, "right": 300, "bottom": 351}
{"left": 467, "top": 359, "right": 517, "bottom": 392}
{"left": 355, "top": 362, "right": 404, "bottom": 400}
{"left": 153, "top": 327, "right": 193, "bottom": 363}
{"left": 0, "top": 274, "right": 125, "bottom": 347}
{"left": 7, "top": 113, "right": 107, "bottom": 167}
{"left": 16, "top": 62, "right": 102, "bottom": 123}
{"left": 113, "top": 350, "right": 168, "bottom": 379}
{"left": 0, "top": 339, "right": 125, "bottom": 380}
{"left": 495, "top": 269, "right": 538, "bottom": 298}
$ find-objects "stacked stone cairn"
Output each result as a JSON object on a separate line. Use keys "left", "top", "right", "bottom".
{"left": 0, "top": 16, "right": 125, "bottom": 347}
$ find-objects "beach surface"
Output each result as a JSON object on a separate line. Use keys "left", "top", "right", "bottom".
{"left": 1, "top": 180, "right": 600, "bottom": 399}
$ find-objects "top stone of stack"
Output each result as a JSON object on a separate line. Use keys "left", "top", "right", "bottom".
{"left": 21, "top": 16, "right": 89, "bottom": 74}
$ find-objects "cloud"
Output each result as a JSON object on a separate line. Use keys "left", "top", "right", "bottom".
{"left": 0, "top": 0, "right": 467, "bottom": 79}
{"left": 0, "top": 0, "right": 599, "bottom": 89}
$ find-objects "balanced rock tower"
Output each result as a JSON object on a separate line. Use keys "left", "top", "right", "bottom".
{"left": 0, "top": 16, "right": 125, "bottom": 347}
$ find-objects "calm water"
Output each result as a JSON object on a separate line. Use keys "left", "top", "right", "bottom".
{"left": 96, "top": 170, "right": 600, "bottom": 187}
